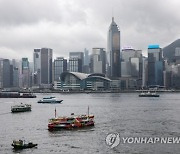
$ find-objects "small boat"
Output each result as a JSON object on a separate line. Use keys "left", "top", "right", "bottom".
{"left": 20, "top": 93, "right": 36, "bottom": 98}
{"left": 11, "top": 103, "right": 31, "bottom": 113}
{"left": 139, "top": 91, "right": 159, "bottom": 97}
{"left": 37, "top": 96, "right": 63, "bottom": 104}
{"left": 12, "top": 140, "right": 37, "bottom": 149}
{"left": 48, "top": 107, "right": 94, "bottom": 131}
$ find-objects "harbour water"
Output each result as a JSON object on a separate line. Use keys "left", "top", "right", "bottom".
{"left": 0, "top": 93, "right": 180, "bottom": 154}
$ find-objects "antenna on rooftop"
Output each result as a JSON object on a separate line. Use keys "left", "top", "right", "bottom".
{"left": 112, "top": 7, "right": 114, "bottom": 21}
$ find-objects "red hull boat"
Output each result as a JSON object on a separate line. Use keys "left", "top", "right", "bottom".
{"left": 48, "top": 114, "right": 95, "bottom": 131}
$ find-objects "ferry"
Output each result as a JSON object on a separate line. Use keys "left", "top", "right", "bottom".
{"left": 37, "top": 97, "right": 63, "bottom": 104}
{"left": 12, "top": 140, "right": 37, "bottom": 149}
{"left": 139, "top": 91, "right": 159, "bottom": 97}
{"left": 0, "top": 92, "right": 36, "bottom": 98}
{"left": 48, "top": 107, "right": 94, "bottom": 131}
{"left": 48, "top": 114, "right": 94, "bottom": 131}
{"left": 11, "top": 103, "right": 31, "bottom": 113}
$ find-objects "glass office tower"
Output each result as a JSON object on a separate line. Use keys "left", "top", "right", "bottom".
{"left": 107, "top": 17, "right": 121, "bottom": 78}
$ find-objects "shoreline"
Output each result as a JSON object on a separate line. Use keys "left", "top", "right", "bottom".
{"left": 32, "top": 90, "right": 178, "bottom": 94}
{"left": 1, "top": 89, "right": 179, "bottom": 94}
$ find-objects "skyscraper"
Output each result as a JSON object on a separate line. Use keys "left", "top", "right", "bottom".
{"left": 121, "top": 48, "right": 143, "bottom": 78}
{"left": 33, "top": 49, "right": 41, "bottom": 85}
{"left": 90, "top": 48, "right": 106, "bottom": 74}
{"left": 69, "top": 52, "right": 84, "bottom": 72}
{"left": 107, "top": 17, "right": 121, "bottom": 78}
{"left": 21, "top": 58, "right": 30, "bottom": 88}
{"left": 147, "top": 45, "right": 163, "bottom": 86}
{"left": 83, "top": 48, "right": 90, "bottom": 73}
{"left": 54, "top": 57, "right": 67, "bottom": 81}
{"left": 1, "top": 59, "right": 11, "bottom": 88}
{"left": 40, "top": 48, "right": 53, "bottom": 85}
{"left": 84, "top": 48, "right": 89, "bottom": 66}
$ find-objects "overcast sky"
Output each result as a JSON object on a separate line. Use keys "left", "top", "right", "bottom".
{"left": 0, "top": 0, "right": 180, "bottom": 61}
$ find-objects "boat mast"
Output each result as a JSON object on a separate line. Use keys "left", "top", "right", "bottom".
{"left": 88, "top": 106, "right": 89, "bottom": 118}
{"left": 55, "top": 107, "right": 56, "bottom": 118}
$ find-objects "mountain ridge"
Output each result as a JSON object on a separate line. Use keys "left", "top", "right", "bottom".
{"left": 163, "top": 39, "right": 180, "bottom": 62}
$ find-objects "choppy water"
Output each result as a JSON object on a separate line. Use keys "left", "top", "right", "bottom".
{"left": 0, "top": 93, "right": 180, "bottom": 154}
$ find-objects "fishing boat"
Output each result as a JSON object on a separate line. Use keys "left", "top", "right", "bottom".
{"left": 11, "top": 103, "right": 31, "bottom": 113}
{"left": 139, "top": 91, "right": 159, "bottom": 97}
{"left": 12, "top": 140, "right": 37, "bottom": 149}
{"left": 48, "top": 107, "right": 94, "bottom": 131}
{"left": 37, "top": 96, "right": 63, "bottom": 104}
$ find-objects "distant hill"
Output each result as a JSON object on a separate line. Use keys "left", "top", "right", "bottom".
{"left": 163, "top": 39, "right": 180, "bottom": 62}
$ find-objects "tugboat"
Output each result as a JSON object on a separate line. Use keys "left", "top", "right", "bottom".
{"left": 48, "top": 107, "right": 94, "bottom": 131}
{"left": 11, "top": 103, "right": 31, "bottom": 113}
{"left": 11, "top": 140, "right": 37, "bottom": 149}
{"left": 38, "top": 96, "right": 63, "bottom": 104}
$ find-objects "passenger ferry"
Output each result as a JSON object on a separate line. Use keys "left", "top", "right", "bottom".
{"left": 48, "top": 107, "right": 94, "bottom": 131}
{"left": 37, "top": 96, "right": 63, "bottom": 103}
{"left": 48, "top": 114, "right": 95, "bottom": 131}
{"left": 11, "top": 103, "right": 31, "bottom": 113}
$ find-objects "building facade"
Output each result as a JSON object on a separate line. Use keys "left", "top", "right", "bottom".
{"left": 54, "top": 57, "right": 67, "bottom": 81}
{"left": 21, "top": 58, "right": 30, "bottom": 88}
{"left": 107, "top": 17, "right": 121, "bottom": 78}
{"left": 69, "top": 52, "right": 84, "bottom": 73}
{"left": 40, "top": 48, "right": 53, "bottom": 87}
{"left": 2, "top": 59, "right": 11, "bottom": 88}
{"left": 33, "top": 49, "right": 41, "bottom": 86}
{"left": 58, "top": 72, "right": 111, "bottom": 90}
{"left": 83, "top": 48, "right": 90, "bottom": 73}
{"left": 147, "top": 45, "right": 163, "bottom": 86}
{"left": 90, "top": 48, "right": 106, "bottom": 74}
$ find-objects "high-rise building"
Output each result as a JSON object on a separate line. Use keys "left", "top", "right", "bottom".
{"left": 13, "top": 67, "right": 19, "bottom": 88}
{"left": 90, "top": 48, "right": 106, "bottom": 74}
{"left": 107, "top": 17, "right": 121, "bottom": 78}
{"left": 54, "top": 57, "right": 67, "bottom": 81}
{"left": 147, "top": 45, "right": 163, "bottom": 86}
{"left": 83, "top": 48, "right": 90, "bottom": 73}
{"left": 10, "top": 64, "right": 13, "bottom": 87}
{"left": 84, "top": 48, "right": 89, "bottom": 66}
{"left": 0, "top": 59, "right": 3, "bottom": 88}
{"left": 21, "top": 58, "right": 30, "bottom": 88}
{"left": 142, "top": 57, "right": 148, "bottom": 88}
{"left": 121, "top": 48, "right": 143, "bottom": 78}
{"left": 11, "top": 59, "right": 20, "bottom": 88}
{"left": 69, "top": 52, "right": 84, "bottom": 72}
{"left": 40, "top": 48, "right": 53, "bottom": 85}
{"left": 33, "top": 48, "right": 53, "bottom": 88}
{"left": 69, "top": 52, "right": 84, "bottom": 61}
{"left": 1, "top": 59, "right": 11, "bottom": 88}
{"left": 33, "top": 49, "right": 41, "bottom": 85}
{"left": 69, "top": 58, "right": 82, "bottom": 72}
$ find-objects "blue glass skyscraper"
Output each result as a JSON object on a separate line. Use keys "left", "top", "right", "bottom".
{"left": 147, "top": 45, "right": 163, "bottom": 86}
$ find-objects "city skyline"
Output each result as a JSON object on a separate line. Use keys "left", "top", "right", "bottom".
{"left": 0, "top": 0, "right": 180, "bottom": 60}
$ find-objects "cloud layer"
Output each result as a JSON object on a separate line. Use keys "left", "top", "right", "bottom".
{"left": 0, "top": 0, "right": 180, "bottom": 60}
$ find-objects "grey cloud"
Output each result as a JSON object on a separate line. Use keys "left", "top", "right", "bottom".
{"left": 0, "top": 0, "right": 61, "bottom": 25}
{"left": 0, "top": 0, "right": 180, "bottom": 60}
{"left": 0, "top": 0, "right": 87, "bottom": 26}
